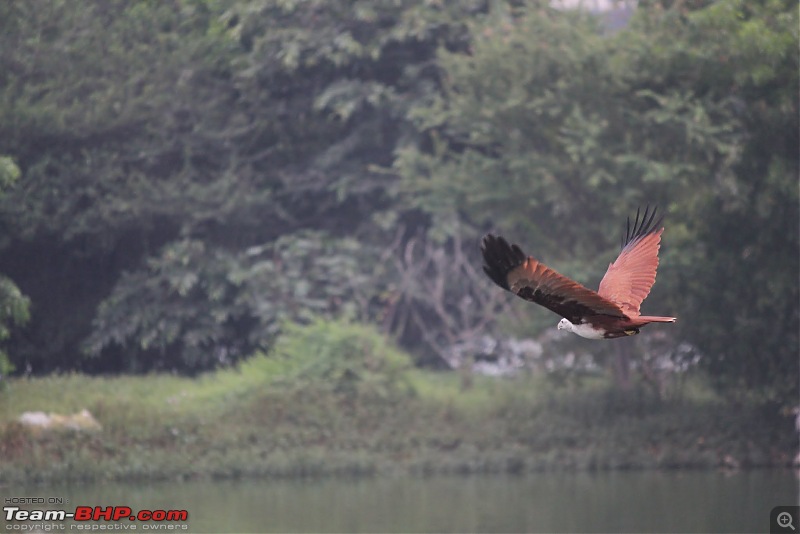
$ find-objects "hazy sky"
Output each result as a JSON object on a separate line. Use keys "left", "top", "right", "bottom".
{"left": 552, "top": 0, "right": 636, "bottom": 10}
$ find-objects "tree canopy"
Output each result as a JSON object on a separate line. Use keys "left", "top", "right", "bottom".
{"left": 0, "top": 0, "right": 796, "bottom": 404}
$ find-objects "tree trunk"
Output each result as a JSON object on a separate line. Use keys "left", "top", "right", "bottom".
{"left": 612, "top": 342, "right": 632, "bottom": 390}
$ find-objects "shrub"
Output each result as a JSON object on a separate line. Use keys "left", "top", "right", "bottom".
{"left": 270, "top": 317, "right": 414, "bottom": 400}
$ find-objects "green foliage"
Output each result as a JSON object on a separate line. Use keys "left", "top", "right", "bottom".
{"left": 233, "top": 231, "right": 380, "bottom": 328}
{"left": 395, "top": 0, "right": 798, "bottom": 403}
{"left": 0, "top": 276, "right": 30, "bottom": 379}
{"left": 85, "top": 239, "right": 249, "bottom": 373}
{"left": 0, "top": 157, "right": 20, "bottom": 192}
{"left": 635, "top": 0, "right": 799, "bottom": 403}
{"left": 397, "top": 2, "right": 748, "bottom": 242}
{"left": 0, "top": 0, "right": 242, "bottom": 371}
{"left": 0, "top": 156, "right": 29, "bottom": 380}
{"left": 0, "top": 367, "right": 793, "bottom": 483}
{"left": 0, "top": 0, "right": 795, "bottom": 408}
{"left": 86, "top": 232, "right": 383, "bottom": 373}
{"left": 0, "top": 0, "right": 237, "bottom": 241}
{"left": 270, "top": 317, "right": 414, "bottom": 399}
{"left": 0, "top": 0, "right": 469, "bottom": 373}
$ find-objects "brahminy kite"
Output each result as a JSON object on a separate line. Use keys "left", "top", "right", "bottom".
{"left": 481, "top": 206, "right": 676, "bottom": 339}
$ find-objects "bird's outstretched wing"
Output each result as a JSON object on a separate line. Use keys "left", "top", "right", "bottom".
{"left": 597, "top": 206, "right": 664, "bottom": 318}
{"left": 481, "top": 234, "right": 626, "bottom": 324}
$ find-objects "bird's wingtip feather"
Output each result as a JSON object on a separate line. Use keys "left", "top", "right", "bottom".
{"left": 622, "top": 205, "right": 664, "bottom": 250}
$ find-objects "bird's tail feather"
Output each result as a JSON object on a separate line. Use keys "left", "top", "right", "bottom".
{"left": 638, "top": 315, "right": 677, "bottom": 323}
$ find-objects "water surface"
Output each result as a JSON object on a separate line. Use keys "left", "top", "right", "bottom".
{"left": 4, "top": 470, "right": 797, "bottom": 533}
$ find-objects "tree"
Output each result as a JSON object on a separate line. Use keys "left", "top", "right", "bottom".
{"left": 1, "top": 0, "right": 795, "bottom": 399}
{"left": 0, "top": 0, "right": 240, "bottom": 372}
{"left": 394, "top": 0, "right": 798, "bottom": 402}
{"left": 648, "top": 0, "right": 799, "bottom": 404}
{"left": 0, "top": 0, "right": 479, "bottom": 372}
{"left": 0, "top": 157, "right": 30, "bottom": 378}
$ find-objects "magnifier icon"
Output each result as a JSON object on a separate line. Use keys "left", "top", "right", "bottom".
{"left": 778, "top": 511, "right": 795, "bottom": 531}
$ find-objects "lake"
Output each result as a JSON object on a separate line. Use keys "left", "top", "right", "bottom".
{"left": 3, "top": 470, "right": 797, "bottom": 533}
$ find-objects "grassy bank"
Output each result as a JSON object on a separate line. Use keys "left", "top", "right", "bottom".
{"left": 0, "top": 321, "right": 795, "bottom": 484}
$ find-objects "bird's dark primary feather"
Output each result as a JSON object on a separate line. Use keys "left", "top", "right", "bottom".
{"left": 622, "top": 205, "right": 663, "bottom": 251}
{"left": 481, "top": 233, "right": 626, "bottom": 323}
{"left": 481, "top": 234, "right": 526, "bottom": 290}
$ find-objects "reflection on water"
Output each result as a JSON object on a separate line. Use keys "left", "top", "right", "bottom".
{"left": 4, "top": 470, "right": 797, "bottom": 533}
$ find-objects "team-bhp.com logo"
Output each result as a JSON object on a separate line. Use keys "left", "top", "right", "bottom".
{"left": 4, "top": 505, "right": 189, "bottom": 530}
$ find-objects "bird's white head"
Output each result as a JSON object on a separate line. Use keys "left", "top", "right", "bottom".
{"left": 557, "top": 318, "right": 573, "bottom": 332}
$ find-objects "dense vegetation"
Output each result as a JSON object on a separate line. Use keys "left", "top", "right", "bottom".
{"left": 0, "top": 0, "right": 797, "bottom": 409}
{"left": 1, "top": 320, "right": 794, "bottom": 483}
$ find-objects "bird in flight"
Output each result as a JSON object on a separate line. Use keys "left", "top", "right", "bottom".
{"left": 481, "top": 207, "right": 676, "bottom": 339}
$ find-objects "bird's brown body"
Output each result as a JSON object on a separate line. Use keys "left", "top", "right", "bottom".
{"left": 481, "top": 207, "right": 676, "bottom": 339}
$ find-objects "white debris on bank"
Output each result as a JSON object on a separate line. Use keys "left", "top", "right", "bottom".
{"left": 18, "top": 409, "right": 101, "bottom": 432}
{"left": 442, "top": 331, "right": 699, "bottom": 378}
{"left": 442, "top": 335, "right": 538, "bottom": 376}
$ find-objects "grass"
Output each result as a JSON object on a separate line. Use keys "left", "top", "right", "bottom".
{"left": 0, "top": 320, "right": 796, "bottom": 483}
